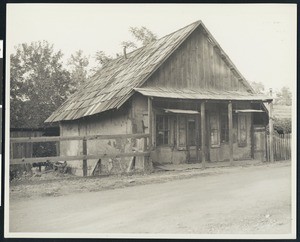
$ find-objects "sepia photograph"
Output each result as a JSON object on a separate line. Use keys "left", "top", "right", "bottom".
{"left": 5, "top": 3, "right": 296, "bottom": 239}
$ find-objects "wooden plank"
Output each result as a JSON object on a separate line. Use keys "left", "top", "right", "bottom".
{"left": 148, "top": 97, "right": 153, "bottom": 148}
{"left": 269, "top": 101, "right": 274, "bottom": 162}
{"left": 10, "top": 152, "right": 151, "bottom": 165}
{"left": 10, "top": 133, "right": 151, "bottom": 143}
{"left": 201, "top": 102, "right": 206, "bottom": 168}
{"left": 143, "top": 136, "right": 147, "bottom": 152}
{"left": 82, "top": 137, "right": 87, "bottom": 177}
{"left": 186, "top": 116, "right": 190, "bottom": 162}
{"left": 55, "top": 141, "right": 60, "bottom": 156}
{"left": 195, "top": 114, "right": 200, "bottom": 162}
{"left": 228, "top": 101, "right": 233, "bottom": 164}
{"left": 202, "top": 34, "right": 207, "bottom": 88}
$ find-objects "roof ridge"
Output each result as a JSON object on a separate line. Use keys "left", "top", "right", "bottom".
{"left": 97, "top": 20, "right": 202, "bottom": 65}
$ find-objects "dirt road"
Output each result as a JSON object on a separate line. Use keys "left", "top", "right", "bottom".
{"left": 9, "top": 162, "right": 291, "bottom": 235}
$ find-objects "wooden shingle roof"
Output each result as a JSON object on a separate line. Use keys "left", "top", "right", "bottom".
{"left": 46, "top": 20, "right": 256, "bottom": 123}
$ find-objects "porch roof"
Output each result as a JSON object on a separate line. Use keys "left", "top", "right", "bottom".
{"left": 164, "top": 108, "right": 199, "bottom": 114}
{"left": 134, "top": 87, "right": 273, "bottom": 102}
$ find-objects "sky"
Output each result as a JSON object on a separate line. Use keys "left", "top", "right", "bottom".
{"left": 6, "top": 4, "right": 297, "bottom": 93}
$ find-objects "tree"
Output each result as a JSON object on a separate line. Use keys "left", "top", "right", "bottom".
{"left": 250, "top": 81, "right": 265, "bottom": 94}
{"left": 275, "top": 86, "right": 292, "bottom": 106}
{"left": 127, "top": 26, "right": 157, "bottom": 46}
{"left": 10, "top": 41, "right": 75, "bottom": 128}
{"left": 94, "top": 26, "right": 157, "bottom": 67}
{"left": 67, "top": 50, "right": 90, "bottom": 88}
{"left": 94, "top": 50, "right": 113, "bottom": 66}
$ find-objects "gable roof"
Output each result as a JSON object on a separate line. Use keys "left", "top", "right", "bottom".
{"left": 46, "top": 20, "right": 259, "bottom": 123}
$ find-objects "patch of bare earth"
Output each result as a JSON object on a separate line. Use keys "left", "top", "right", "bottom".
{"left": 9, "top": 160, "right": 292, "bottom": 235}
{"left": 10, "top": 160, "right": 290, "bottom": 201}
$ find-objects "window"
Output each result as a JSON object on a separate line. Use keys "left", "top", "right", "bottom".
{"left": 156, "top": 115, "right": 170, "bottom": 146}
{"left": 210, "top": 113, "right": 220, "bottom": 147}
{"left": 238, "top": 114, "right": 247, "bottom": 146}
{"left": 187, "top": 119, "right": 196, "bottom": 146}
{"left": 220, "top": 113, "right": 229, "bottom": 143}
{"left": 178, "top": 116, "right": 186, "bottom": 147}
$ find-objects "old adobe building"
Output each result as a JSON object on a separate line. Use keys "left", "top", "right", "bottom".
{"left": 46, "top": 21, "right": 273, "bottom": 176}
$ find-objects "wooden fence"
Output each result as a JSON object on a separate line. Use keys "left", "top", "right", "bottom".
{"left": 10, "top": 133, "right": 150, "bottom": 176}
{"left": 266, "top": 132, "right": 291, "bottom": 161}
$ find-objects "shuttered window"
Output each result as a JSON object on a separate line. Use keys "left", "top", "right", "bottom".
{"left": 210, "top": 113, "right": 220, "bottom": 147}
{"left": 220, "top": 113, "right": 229, "bottom": 143}
{"left": 238, "top": 114, "right": 247, "bottom": 147}
{"left": 187, "top": 118, "right": 196, "bottom": 146}
{"left": 178, "top": 116, "right": 186, "bottom": 147}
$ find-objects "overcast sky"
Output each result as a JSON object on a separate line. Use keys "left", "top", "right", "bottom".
{"left": 6, "top": 4, "right": 297, "bottom": 93}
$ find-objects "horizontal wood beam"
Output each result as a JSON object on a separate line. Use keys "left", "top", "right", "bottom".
{"left": 10, "top": 152, "right": 151, "bottom": 165}
{"left": 10, "top": 133, "right": 150, "bottom": 143}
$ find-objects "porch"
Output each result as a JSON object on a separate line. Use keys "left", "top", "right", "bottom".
{"left": 135, "top": 87, "right": 274, "bottom": 165}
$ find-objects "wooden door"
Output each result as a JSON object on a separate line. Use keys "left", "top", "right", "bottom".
{"left": 187, "top": 117, "right": 197, "bottom": 162}
{"left": 253, "top": 126, "right": 266, "bottom": 161}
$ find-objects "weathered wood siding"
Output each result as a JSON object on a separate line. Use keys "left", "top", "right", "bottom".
{"left": 60, "top": 106, "right": 134, "bottom": 176}
{"left": 10, "top": 130, "right": 44, "bottom": 158}
{"left": 144, "top": 27, "right": 247, "bottom": 92}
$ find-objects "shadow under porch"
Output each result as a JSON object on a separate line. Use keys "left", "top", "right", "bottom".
{"left": 148, "top": 98, "right": 269, "bottom": 165}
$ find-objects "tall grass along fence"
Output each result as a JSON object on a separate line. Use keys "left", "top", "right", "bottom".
{"left": 266, "top": 132, "right": 291, "bottom": 161}
{"left": 10, "top": 133, "right": 150, "bottom": 176}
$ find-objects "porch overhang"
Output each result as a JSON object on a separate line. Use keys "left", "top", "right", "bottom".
{"left": 134, "top": 87, "right": 273, "bottom": 102}
{"left": 164, "top": 108, "right": 199, "bottom": 114}
{"left": 235, "top": 109, "right": 264, "bottom": 113}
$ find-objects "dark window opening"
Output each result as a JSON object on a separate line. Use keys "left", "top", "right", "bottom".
{"left": 238, "top": 114, "right": 247, "bottom": 147}
{"left": 187, "top": 119, "right": 196, "bottom": 146}
{"left": 178, "top": 116, "right": 186, "bottom": 147}
{"left": 220, "top": 113, "right": 229, "bottom": 143}
{"left": 156, "top": 115, "right": 170, "bottom": 146}
{"left": 210, "top": 113, "right": 220, "bottom": 147}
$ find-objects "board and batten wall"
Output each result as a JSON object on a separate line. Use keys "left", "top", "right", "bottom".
{"left": 143, "top": 27, "right": 249, "bottom": 92}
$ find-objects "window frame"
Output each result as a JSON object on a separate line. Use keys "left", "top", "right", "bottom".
{"left": 220, "top": 113, "right": 229, "bottom": 143}
{"left": 187, "top": 117, "right": 197, "bottom": 147}
{"left": 155, "top": 114, "right": 171, "bottom": 147}
{"left": 210, "top": 112, "right": 220, "bottom": 148}
{"left": 237, "top": 113, "right": 247, "bottom": 147}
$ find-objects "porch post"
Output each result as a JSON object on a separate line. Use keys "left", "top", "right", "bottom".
{"left": 269, "top": 100, "right": 274, "bottom": 162}
{"left": 82, "top": 137, "right": 87, "bottom": 177}
{"left": 196, "top": 114, "right": 200, "bottom": 162}
{"left": 201, "top": 101, "right": 206, "bottom": 168}
{"left": 228, "top": 101, "right": 233, "bottom": 165}
{"left": 148, "top": 97, "right": 153, "bottom": 149}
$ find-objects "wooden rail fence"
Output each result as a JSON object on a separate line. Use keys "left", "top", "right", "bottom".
{"left": 10, "top": 133, "right": 150, "bottom": 176}
{"left": 266, "top": 132, "right": 291, "bottom": 161}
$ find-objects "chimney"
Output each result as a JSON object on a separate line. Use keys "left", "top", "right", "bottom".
{"left": 269, "top": 88, "right": 273, "bottom": 97}
{"left": 123, "top": 46, "right": 127, "bottom": 59}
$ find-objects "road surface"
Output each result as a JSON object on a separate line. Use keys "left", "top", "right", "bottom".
{"left": 9, "top": 163, "right": 292, "bottom": 235}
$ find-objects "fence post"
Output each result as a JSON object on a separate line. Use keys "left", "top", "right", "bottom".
{"left": 143, "top": 136, "right": 148, "bottom": 170}
{"left": 55, "top": 141, "right": 60, "bottom": 156}
{"left": 83, "top": 137, "right": 87, "bottom": 177}
{"left": 148, "top": 97, "right": 153, "bottom": 149}
{"left": 228, "top": 101, "right": 233, "bottom": 165}
{"left": 269, "top": 101, "right": 274, "bottom": 162}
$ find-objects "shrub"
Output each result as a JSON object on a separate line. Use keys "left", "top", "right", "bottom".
{"left": 273, "top": 118, "right": 291, "bottom": 134}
